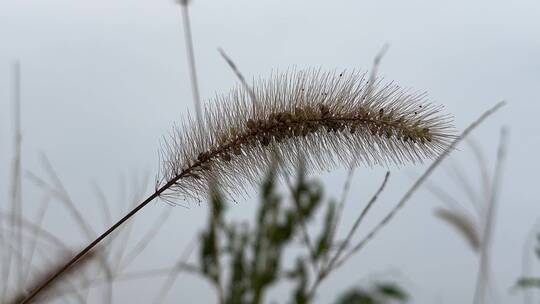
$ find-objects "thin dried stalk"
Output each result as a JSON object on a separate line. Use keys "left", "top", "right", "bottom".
{"left": 435, "top": 208, "right": 481, "bottom": 251}
{"left": 4, "top": 61, "right": 23, "bottom": 303}
{"left": 177, "top": 0, "right": 202, "bottom": 121}
{"left": 474, "top": 127, "right": 508, "bottom": 304}
{"left": 327, "top": 167, "right": 356, "bottom": 260}
{"left": 307, "top": 172, "right": 390, "bottom": 299}
{"left": 329, "top": 172, "right": 390, "bottom": 271}
{"left": 335, "top": 101, "right": 505, "bottom": 269}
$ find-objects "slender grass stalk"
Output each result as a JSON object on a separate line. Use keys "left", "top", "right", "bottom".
{"left": 20, "top": 69, "right": 454, "bottom": 303}
{"left": 335, "top": 101, "right": 505, "bottom": 268}
{"left": 2, "top": 61, "right": 23, "bottom": 304}
{"left": 21, "top": 194, "right": 52, "bottom": 287}
{"left": 328, "top": 171, "right": 390, "bottom": 271}
{"left": 178, "top": 0, "right": 202, "bottom": 121}
{"left": 473, "top": 127, "right": 508, "bottom": 304}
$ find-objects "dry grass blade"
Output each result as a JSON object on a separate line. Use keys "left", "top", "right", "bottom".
{"left": 21, "top": 194, "right": 53, "bottom": 287}
{"left": 26, "top": 160, "right": 116, "bottom": 281}
{"left": 448, "top": 161, "right": 482, "bottom": 213}
{"left": 27, "top": 155, "right": 97, "bottom": 239}
{"left": 153, "top": 238, "right": 196, "bottom": 304}
{"left": 423, "top": 178, "right": 470, "bottom": 214}
{"left": 474, "top": 127, "right": 508, "bottom": 304}
{"left": 117, "top": 208, "right": 172, "bottom": 272}
{"left": 0, "top": 213, "right": 67, "bottom": 251}
{"left": 466, "top": 139, "right": 492, "bottom": 199}
{"left": 520, "top": 218, "right": 540, "bottom": 304}
{"left": 435, "top": 208, "right": 481, "bottom": 252}
{"left": 91, "top": 182, "right": 114, "bottom": 232}
{"left": 4, "top": 61, "right": 23, "bottom": 303}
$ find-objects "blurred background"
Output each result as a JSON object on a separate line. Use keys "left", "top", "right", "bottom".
{"left": 1, "top": 0, "right": 539, "bottom": 302}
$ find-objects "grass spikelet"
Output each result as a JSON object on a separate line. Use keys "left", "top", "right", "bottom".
{"left": 158, "top": 69, "right": 455, "bottom": 202}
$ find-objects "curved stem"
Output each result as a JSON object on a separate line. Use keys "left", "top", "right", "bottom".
{"left": 19, "top": 177, "right": 180, "bottom": 304}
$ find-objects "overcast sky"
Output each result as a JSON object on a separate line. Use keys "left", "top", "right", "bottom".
{"left": 1, "top": 0, "right": 540, "bottom": 303}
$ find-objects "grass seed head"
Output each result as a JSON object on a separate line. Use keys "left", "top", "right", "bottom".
{"left": 158, "top": 69, "right": 455, "bottom": 202}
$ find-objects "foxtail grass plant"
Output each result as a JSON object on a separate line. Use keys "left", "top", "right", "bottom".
{"left": 158, "top": 69, "right": 455, "bottom": 201}
{"left": 20, "top": 68, "right": 469, "bottom": 303}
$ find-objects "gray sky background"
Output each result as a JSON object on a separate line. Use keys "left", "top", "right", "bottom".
{"left": 1, "top": 0, "right": 539, "bottom": 303}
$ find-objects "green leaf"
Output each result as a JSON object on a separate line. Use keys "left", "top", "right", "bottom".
{"left": 515, "top": 277, "right": 540, "bottom": 290}
{"left": 334, "top": 289, "right": 376, "bottom": 304}
{"left": 314, "top": 201, "right": 336, "bottom": 260}
{"left": 375, "top": 283, "right": 408, "bottom": 301}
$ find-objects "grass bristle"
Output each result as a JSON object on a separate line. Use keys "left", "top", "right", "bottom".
{"left": 158, "top": 69, "right": 455, "bottom": 202}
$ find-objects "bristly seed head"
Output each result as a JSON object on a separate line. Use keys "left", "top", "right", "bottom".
{"left": 158, "top": 69, "right": 455, "bottom": 202}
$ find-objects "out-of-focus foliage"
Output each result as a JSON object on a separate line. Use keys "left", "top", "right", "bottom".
{"left": 334, "top": 282, "right": 409, "bottom": 304}
{"left": 198, "top": 166, "right": 322, "bottom": 303}
{"left": 515, "top": 277, "right": 540, "bottom": 290}
{"left": 515, "top": 234, "right": 540, "bottom": 291}
{"left": 193, "top": 165, "right": 407, "bottom": 304}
